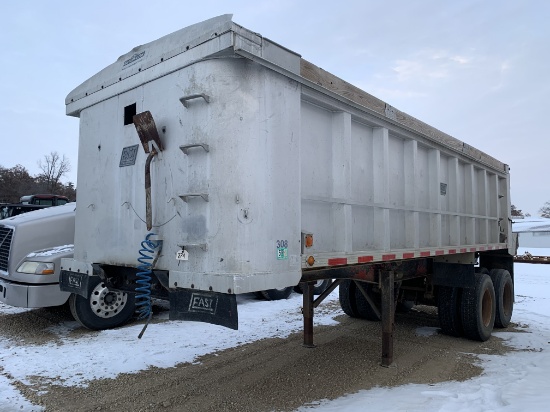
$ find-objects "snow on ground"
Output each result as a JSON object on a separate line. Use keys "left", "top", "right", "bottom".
{"left": 0, "top": 289, "right": 340, "bottom": 412}
{"left": 298, "top": 253, "right": 550, "bottom": 412}
{"left": 1, "top": 254, "right": 550, "bottom": 412}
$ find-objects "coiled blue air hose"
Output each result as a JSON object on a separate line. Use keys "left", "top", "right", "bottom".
{"left": 136, "top": 232, "right": 160, "bottom": 338}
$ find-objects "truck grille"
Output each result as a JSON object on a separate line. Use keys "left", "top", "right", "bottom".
{"left": 0, "top": 226, "right": 13, "bottom": 272}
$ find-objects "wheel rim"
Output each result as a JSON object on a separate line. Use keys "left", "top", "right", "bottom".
{"left": 89, "top": 282, "right": 128, "bottom": 319}
{"left": 314, "top": 279, "right": 325, "bottom": 288}
{"left": 481, "top": 287, "right": 493, "bottom": 327}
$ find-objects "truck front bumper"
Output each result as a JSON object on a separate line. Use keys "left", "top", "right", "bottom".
{"left": 0, "top": 278, "right": 70, "bottom": 308}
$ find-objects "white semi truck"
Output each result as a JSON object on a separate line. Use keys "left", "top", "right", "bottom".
{"left": 0, "top": 205, "right": 76, "bottom": 309}
{"left": 0, "top": 204, "right": 141, "bottom": 329}
{"left": 59, "top": 15, "right": 515, "bottom": 365}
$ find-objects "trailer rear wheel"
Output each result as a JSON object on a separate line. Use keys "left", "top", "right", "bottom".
{"left": 489, "top": 269, "right": 514, "bottom": 328}
{"left": 253, "top": 291, "right": 265, "bottom": 299}
{"left": 354, "top": 283, "right": 382, "bottom": 321}
{"left": 396, "top": 300, "right": 415, "bottom": 313}
{"left": 461, "top": 273, "right": 495, "bottom": 341}
{"left": 437, "top": 286, "right": 463, "bottom": 337}
{"left": 69, "top": 276, "right": 135, "bottom": 330}
{"left": 338, "top": 280, "right": 359, "bottom": 317}
{"left": 260, "top": 286, "right": 293, "bottom": 301}
{"left": 293, "top": 279, "right": 331, "bottom": 295}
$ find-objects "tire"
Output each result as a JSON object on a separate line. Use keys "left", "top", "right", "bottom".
{"left": 476, "top": 267, "right": 489, "bottom": 275}
{"left": 438, "top": 286, "right": 463, "bottom": 337}
{"left": 489, "top": 269, "right": 514, "bottom": 328}
{"left": 293, "top": 279, "right": 332, "bottom": 295}
{"left": 260, "top": 286, "right": 293, "bottom": 301}
{"left": 253, "top": 291, "right": 266, "bottom": 300}
{"left": 354, "top": 282, "right": 381, "bottom": 321}
{"left": 460, "top": 273, "right": 496, "bottom": 341}
{"left": 69, "top": 276, "right": 136, "bottom": 330}
{"left": 396, "top": 300, "right": 415, "bottom": 314}
{"left": 338, "top": 280, "right": 359, "bottom": 317}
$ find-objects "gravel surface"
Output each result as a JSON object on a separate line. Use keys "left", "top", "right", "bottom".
{"left": 1, "top": 302, "right": 516, "bottom": 412}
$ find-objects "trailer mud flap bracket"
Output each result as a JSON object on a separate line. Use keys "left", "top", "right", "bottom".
{"left": 169, "top": 289, "right": 238, "bottom": 330}
{"left": 432, "top": 262, "right": 475, "bottom": 288}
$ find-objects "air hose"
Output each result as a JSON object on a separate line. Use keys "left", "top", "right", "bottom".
{"left": 136, "top": 232, "right": 161, "bottom": 339}
{"left": 132, "top": 110, "right": 164, "bottom": 338}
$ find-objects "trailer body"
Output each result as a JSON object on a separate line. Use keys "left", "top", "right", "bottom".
{"left": 60, "top": 16, "right": 514, "bottom": 356}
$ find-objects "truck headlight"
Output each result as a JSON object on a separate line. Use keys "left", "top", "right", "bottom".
{"left": 17, "top": 261, "right": 55, "bottom": 275}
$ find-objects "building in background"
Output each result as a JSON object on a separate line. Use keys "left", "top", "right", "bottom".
{"left": 513, "top": 217, "right": 550, "bottom": 249}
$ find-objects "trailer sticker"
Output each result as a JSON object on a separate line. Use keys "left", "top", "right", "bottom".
{"left": 276, "top": 240, "right": 288, "bottom": 260}
{"left": 176, "top": 249, "right": 189, "bottom": 261}
{"left": 119, "top": 144, "right": 139, "bottom": 167}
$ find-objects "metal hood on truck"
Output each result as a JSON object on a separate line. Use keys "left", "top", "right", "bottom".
{"left": 0, "top": 203, "right": 75, "bottom": 278}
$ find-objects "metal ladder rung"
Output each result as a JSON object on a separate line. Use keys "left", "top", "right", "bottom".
{"left": 179, "top": 94, "right": 210, "bottom": 108}
{"left": 178, "top": 243, "right": 208, "bottom": 251}
{"left": 179, "top": 143, "right": 210, "bottom": 155}
{"left": 179, "top": 193, "right": 209, "bottom": 202}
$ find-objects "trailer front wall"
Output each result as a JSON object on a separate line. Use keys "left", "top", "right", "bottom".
{"left": 72, "top": 57, "right": 303, "bottom": 294}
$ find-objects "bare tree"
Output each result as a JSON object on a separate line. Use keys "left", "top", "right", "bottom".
{"left": 0, "top": 164, "right": 37, "bottom": 203}
{"left": 38, "top": 152, "right": 71, "bottom": 193}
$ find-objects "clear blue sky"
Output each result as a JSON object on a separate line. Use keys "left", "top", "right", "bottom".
{"left": 1, "top": 0, "right": 547, "bottom": 215}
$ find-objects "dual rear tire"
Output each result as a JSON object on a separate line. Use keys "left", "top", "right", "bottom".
{"left": 460, "top": 273, "right": 496, "bottom": 341}
{"left": 339, "top": 268, "right": 513, "bottom": 343}
{"left": 438, "top": 269, "right": 513, "bottom": 341}
{"left": 489, "top": 269, "right": 514, "bottom": 328}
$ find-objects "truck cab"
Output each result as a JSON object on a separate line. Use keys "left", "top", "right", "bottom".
{"left": 0, "top": 204, "right": 75, "bottom": 307}
{"left": 0, "top": 194, "right": 70, "bottom": 220}
{"left": 0, "top": 204, "right": 140, "bottom": 329}
{"left": 19, "top": 194, "right": 69, "bottom": 206}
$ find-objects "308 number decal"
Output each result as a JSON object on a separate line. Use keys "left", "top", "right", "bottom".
{"left": 276, "top": 240, "right": 288, "bottom": 248}
{"left": 276, "top": 240, "right": 288, "bottom": 260}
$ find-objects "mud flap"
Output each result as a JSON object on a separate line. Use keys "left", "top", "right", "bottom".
{"left": 432, "top": 262, "right": 475, "bottom": 289}
{"left": 169, "top": 289, "right": 238, "bottom": 330}
{"left": 59, "top": 270, "right": 89, "bottom": 298}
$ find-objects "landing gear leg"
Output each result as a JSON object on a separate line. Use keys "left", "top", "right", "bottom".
{"left": 302, "top": 281, "right": 315, "bottom": 348}
{"left": 381, "top": 270, "right": 395, "bottom": 367}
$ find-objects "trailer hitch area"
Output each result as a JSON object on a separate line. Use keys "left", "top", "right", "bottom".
{"left": 133, "top": 111, "right": 164, "bottom": 230}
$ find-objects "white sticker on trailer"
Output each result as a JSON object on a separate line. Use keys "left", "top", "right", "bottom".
{"left": 176, "top": 250, "right": 189, "bottom": 261}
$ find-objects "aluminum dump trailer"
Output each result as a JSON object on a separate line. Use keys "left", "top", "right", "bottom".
{"left": 60, "top": 15, "right": 514, "bottom": 365}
